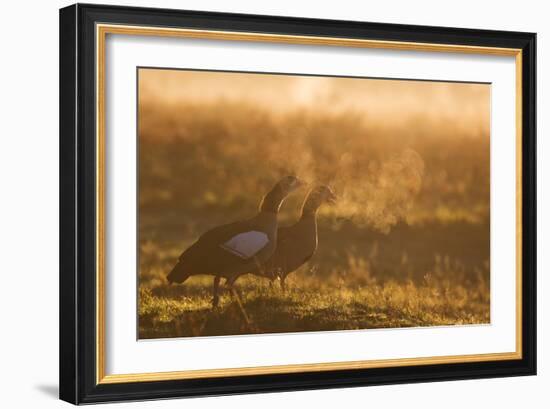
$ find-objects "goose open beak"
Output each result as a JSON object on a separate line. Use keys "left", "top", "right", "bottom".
{"left": 327, "top": 190, "right": 337, "bottom": 204}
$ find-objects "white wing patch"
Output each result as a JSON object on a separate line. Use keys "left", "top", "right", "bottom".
{"left": 220, "top": 231, "right": 269, "bottom": 259}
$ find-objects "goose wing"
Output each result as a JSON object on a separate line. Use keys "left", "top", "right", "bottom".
{"left": 178, "top": 219, "right": 270, "bottom": 275}
{"left": 262, "top": 222, "right": 317, "bottom": 276}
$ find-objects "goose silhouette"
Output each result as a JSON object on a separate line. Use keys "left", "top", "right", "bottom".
{"left": 167, "top": 176, "right": 306, "bottom": 307}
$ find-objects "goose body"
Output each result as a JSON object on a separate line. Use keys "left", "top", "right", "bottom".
{"left": 166, "top": 176, "right": 305, "bottom": 306}
{"left": 258, "top": 216, "right": 317, "bottom": 282}
{"left": 172, "top": 212, "right": 278, "bottom": 279}
{"left": 251, "top": 185, "right": 336, "bottom": 290}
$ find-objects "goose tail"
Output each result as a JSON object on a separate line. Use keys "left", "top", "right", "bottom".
{"left": 166, "top": 261, "right": 191, "bottom": 284}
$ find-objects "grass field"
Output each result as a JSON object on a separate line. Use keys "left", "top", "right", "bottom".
{"left": 139, "top": 220, "right": 490, "bottom": 338}
{"left": 139, "top": 277, "right": 490, "bottom": 339}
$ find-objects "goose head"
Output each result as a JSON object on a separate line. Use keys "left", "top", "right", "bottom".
{"left": 278, "top": 175, "right": 306, "bottom": 195}
{"left": 301, "top": 185, "right": 337, "bottom": 215}
{"left": 260, "top": 175, "right": 306, "bottom": 213}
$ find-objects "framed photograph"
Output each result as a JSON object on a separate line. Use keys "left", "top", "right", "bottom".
{"left": 59, "top": 3, "right": 536, "bottom": 404}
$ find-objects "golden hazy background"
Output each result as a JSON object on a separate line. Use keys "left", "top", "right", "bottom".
{"left": 138, "top": 68, "right": 490, "bottom": 338}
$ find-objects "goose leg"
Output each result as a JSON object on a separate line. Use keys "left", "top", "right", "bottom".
{"left": 226, "top": 276, "right": 251, "bottom": 324}
{"left": 280, "top": 275, "right": 287, "bottom": 293}
{"left": 279, "top": 260, "right": 288, "bottom": 293}
{"left": 226, "top": 276, "right": 240, "bottom": 300}
{"left": 212, "top": 275, "right": 221, "bottom": 307}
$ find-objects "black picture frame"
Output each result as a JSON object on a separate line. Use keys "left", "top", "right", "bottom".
{"left": 60, "top": 3, "right": 536, "bottom": 404}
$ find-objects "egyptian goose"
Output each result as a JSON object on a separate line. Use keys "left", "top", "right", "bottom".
{"left": 251, "top": 185, "right": 336, "bottom": 291}
{"left": 166, "top": 176, "right": 305, "bottom": 306}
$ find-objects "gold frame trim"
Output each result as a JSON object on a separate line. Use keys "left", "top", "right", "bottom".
{"left": 96, "top": 23, "right": 523, "bottom": 384}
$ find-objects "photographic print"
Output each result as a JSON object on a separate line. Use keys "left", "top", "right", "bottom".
{"left": 60, "top": 6, "right": 536, "bottom": 402}
{"left": 138, "top": 68, "right": 491, "bottom": 339}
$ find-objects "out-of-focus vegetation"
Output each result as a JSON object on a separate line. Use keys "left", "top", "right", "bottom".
{"left": 138, "top": 69, "right": 490, "bottom": 338}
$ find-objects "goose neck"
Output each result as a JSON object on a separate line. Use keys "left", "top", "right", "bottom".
{"left": 259, "top": 186, "right": 286, "bottom": 213}
{"left": 300, "top": 209, "right": 318, "bottom": 220}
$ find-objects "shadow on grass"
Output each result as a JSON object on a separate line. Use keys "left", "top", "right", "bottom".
{"left": 138, "top": 291, "right": 434, "bottom": 339}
